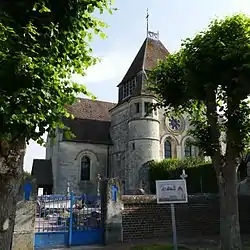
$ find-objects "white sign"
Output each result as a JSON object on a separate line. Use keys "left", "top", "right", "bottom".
{"left": 156, "top": 179, "right": 188, "bottom": 204}
{"left": 38, "top": 188, "right": 44, "bottom": 196}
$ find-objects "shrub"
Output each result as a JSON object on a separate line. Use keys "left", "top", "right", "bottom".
{"left": 149, "top": 158, "right": 218, "bottom": 194}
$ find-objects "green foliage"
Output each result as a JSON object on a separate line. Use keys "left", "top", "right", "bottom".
{"left": 150, "top": 14, "right": 250, "bottom": 159}
{"left": 0, "top": 0, "right": 114, "bottom": 144}
{"left": 149, "top": 158, "right": 218, "bottom": 194}
{"left": 23, "top": 171, "right": 31, "bottom": 181}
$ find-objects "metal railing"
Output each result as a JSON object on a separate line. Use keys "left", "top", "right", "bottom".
{"left": 35, "top": 193, "right": 102, "bottom": 233}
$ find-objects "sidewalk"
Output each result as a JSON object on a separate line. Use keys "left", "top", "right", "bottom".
{"left": 51, "top": 244, "right": 132, "bottom": 250}
{"left": 50, "top": 239, "right": 177, "bottom": 250}
{"left": 51, "top": 244, "right": 135, "bottom": 250}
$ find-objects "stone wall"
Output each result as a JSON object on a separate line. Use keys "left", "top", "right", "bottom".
{"left": 121, "top": 195, "right": 250, "bottom": 242}
{"left": 55, "top": 141, "right": 109, "bottom": 195}
{"left": 110, "top": 103, "right": 129, "bottom": 187}
{"left": 12, "top": 181, "right": 37, "bottom": 250}
{"left": 12, "top": 201, "right": 36, "bottom": 250}
{"left": 158, "top": 109, "right": 197, "bottom": 159}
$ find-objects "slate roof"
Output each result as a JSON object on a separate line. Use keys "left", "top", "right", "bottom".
{"left": 31, "top": 159, "right": 53, "bottom": 186}
{"left": 63, "top": 99, "right": 116, "bottom": 144}
{"left": 119, "top": 37, "right": 169, "bottom": 85}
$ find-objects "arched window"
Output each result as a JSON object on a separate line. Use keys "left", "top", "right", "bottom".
{"left": 164, "top": 140, "right": 172, "bottom": 158}
{"left": 185, "top": 144, "right": 192, "bottom": 157}
{"left": 81, "top": 156, "right": 90, "bottom": 181}
{"left": 184, "top": 139, "right": 194, "bottom": 157}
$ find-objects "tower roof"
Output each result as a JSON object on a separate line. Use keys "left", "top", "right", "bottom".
{"left": 118, "top": 36, "right": 169, "bottom": 85}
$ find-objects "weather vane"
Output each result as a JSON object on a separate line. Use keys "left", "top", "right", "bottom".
{"left": 146, "top": 9, "right": 159, "bottom": 40}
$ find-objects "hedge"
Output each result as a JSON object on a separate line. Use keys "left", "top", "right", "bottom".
{"left": 148, "top": 158, "right": 218, "bottom": 194}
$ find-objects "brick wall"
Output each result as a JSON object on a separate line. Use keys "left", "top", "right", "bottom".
{"left": 122, "top": 195, "right": 250, "bottom": 242}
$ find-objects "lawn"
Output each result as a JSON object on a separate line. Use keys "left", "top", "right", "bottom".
{"left": 131, "top": 244, "right": 189, "bottom": 250}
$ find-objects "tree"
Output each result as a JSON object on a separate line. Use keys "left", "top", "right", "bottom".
{"left": 0, "top": 0, "right": 113, "bottom": 249}
{"left": 150, "top": 14, "right": 250, "bottom": 250}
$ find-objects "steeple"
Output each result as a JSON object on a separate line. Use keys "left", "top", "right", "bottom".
{"left": 116, "top": 9, "right": 169, "bottom": 103}
{"left": 117, "top": 34, "right": 169, "bottom": 102}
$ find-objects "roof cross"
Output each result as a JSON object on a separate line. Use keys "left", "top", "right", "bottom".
{"left": 146, "top": 8, "right": 149, "bottom": 37}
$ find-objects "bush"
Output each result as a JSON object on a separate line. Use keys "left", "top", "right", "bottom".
{"left": 149, "top": 158, "right": 218, "bottom": 194}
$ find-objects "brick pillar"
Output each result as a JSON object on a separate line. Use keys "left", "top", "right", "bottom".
{"left": 101, "top": 178, "right": 124, "bottom": 245}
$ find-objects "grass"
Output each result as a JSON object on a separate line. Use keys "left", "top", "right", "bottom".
{"left": 131, "top": 244, "right": 189, "bottom": 250}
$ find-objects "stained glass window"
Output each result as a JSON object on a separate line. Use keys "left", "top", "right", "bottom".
{"left": 164, "top": 140, "right": 172, "bottom": 158}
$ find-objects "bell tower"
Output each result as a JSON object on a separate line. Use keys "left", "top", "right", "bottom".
{"left": 110, "top": 11, "right": 170, "bottom": 191}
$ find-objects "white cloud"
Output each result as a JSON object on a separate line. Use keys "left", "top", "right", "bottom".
{"left": 24, "top": 134, "right": 47, "bottom": 172}
{"left": 72, "top": 51, "right": 133, "bottom": 85}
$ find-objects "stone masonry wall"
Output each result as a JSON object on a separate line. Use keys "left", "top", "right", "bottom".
{"left": 12, "top": 201, "right": 36, "bottom": 250}
{"left": 110, "top": 103, "right": 129, "bottom": 186}
{"left": 122, "top": 195, "right": 250, "bottom": 242}
{"left": 55, "top": 141, "right": 108, "bottom": 195}
{"left": 158, "top": 109, "right": 195, "bottom": 159}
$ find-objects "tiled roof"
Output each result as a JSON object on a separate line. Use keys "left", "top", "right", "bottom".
{"left": 119, "top": 37, "right": 169, "bottom": 84}
{"left": 144, "top": 38, "right": 169, "bottom": 71}
{"left": 31, "top": 159, "right": 53, "bottom": 186}
{"left": 66, "top": 98, "right": 116, "bottom": 121}
{"left": 63, "top": 118, "right": 113, "bottom": 144}
{"left": 63, "top": 98, "right": 116, "bottom": 144}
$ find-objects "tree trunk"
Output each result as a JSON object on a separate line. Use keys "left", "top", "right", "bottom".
{"left": 0, "top": 139, "right": 25, "bottom": 250}
{"left": 218, "top": 166, "right": 242, "bottom": 250}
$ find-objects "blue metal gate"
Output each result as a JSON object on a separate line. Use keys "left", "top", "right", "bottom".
{"left": 34, "top": 193, "right": 103, "bottom": 249}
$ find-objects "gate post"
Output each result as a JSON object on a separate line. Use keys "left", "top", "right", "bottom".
{"left": 68, "top": 192, "right": 74, "bottom": 246}
{"left": 101, "top": 178, "right": 123, "bottom": 245}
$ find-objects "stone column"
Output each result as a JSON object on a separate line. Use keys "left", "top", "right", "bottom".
{"left": 176, "top": 145, "right": 182, "bottom": 159}
{"left": 101, "top": 178, "right": 124, "bottom": 245}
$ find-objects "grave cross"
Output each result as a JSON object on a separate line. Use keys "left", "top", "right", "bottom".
{"left": 180, "top": 169, "right": 188, "bottom": 180}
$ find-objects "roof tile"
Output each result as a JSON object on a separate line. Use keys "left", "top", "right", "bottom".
{"left": 65, "top": 98, "right": 116, "bottom": 121}
{"left": 64, "top": 98, "right": 116, "bottom": 144}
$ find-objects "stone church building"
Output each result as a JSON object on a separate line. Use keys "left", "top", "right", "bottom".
{"left": 32, "top": 32, "right": 199, "bottom": 195}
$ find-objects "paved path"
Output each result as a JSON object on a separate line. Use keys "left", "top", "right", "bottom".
{"left": 51, "top": 245, "right": 132, "bottom": 250}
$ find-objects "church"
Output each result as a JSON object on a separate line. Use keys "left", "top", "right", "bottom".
{"left": 32, "top": 31, "right": 199, "bottom": 195}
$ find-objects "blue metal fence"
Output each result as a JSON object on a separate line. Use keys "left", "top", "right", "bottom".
{"left": 34, "top": 193, "right": 103, "bottom": 249}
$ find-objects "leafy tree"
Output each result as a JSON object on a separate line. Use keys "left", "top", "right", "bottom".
{"left": 150, "top": 14, "right": 250, "bottom": 250}
{"left": 23, "top": 171, "right": 31, "bottom": 181}
{"left": 0, "top": 0, "right": 113, "bottom": 248}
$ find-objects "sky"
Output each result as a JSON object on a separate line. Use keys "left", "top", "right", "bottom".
{"left": 24, "top": 0, "right": 250, "bottom": 172}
